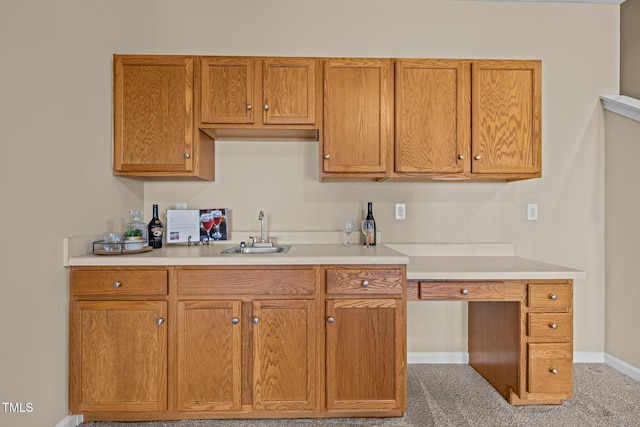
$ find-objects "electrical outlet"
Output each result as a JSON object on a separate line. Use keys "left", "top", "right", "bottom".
{"left": 527, "top": 204, "right": 538, "bottom": 221}
{"left": 395, "top": 203, "right": 406, "bottom": 220}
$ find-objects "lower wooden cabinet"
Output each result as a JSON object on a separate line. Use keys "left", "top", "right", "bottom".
{"left": 176, "top": 300, "right": 242, "bottom": 412}
{"left": 69, "top": 300, "right": 167, "bottom": 413}
{"left": 70, "top": 264, "right": 406, "bottom": 421}
{"left": 324, "top": 266, "right": 407, "bottom": 412}
{"left": 325, "top": 298, "right": 405, "bottom": 410}
{"left": 176, "top": 298, "right": 316, "bottom": 412}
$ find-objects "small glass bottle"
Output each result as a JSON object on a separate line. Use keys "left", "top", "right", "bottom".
{"left": 148, "top": 204, "right": 164, "bottom": 249}
{"left": 365, "top": 202, "right": 376, "bottom": 246}
{"left": 126, "top": 210, "right": 147, "bottom": 239}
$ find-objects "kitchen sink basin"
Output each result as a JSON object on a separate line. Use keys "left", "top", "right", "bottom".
{"left": 221, "top": 245, "right": 291, "bottom": 254}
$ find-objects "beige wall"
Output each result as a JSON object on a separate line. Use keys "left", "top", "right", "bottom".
{"left": 622, "top": 0, "right": 640, "bottom": 97}
{"left": 605, "top": 112, "right": 640, "bottom": 369}
{"left": 0, "top": 1, "right": 619, "bottom": 426}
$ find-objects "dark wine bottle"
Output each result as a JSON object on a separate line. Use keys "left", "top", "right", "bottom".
{"left": 148, "top": 204, "right": 164, "bottom": 249}
{"left": 365, "top": 202, "right": 376, "bottom": 246}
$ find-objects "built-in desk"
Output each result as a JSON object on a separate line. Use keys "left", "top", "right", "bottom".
{"left": 388, "top": 243, "right": 585, "bottom": 405}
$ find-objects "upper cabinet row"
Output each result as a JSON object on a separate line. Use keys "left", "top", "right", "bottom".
{"left": 113, "top": 55, "right": 541, "bottom": 181}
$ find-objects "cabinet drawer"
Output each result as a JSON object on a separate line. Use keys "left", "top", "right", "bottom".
{"left": 528, "top": 284, "right": 572, "bottom": 309}
{"left": 326, "top": 269, "right": 403, "bottom": 296}
{"left": 71, "top": 269, "right": 168, "bottom": 296}
{"left": 528, "top": 313, "right": 572, "bottom": 340}
{"left": 419, "top": 281, "right": 505, "bottom": 300}
{"left": 528, "top": 343, "right": 573, "bottom": 394}
{"left": 177, "top": 268, "right": 315, "bottom": 296}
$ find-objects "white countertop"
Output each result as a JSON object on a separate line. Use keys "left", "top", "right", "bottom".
{"left": 66, "top": 240, "right": 585, "bottom": 280}
{"left": 405, "top": 256, "right": 585, "bottom": 280}
{"left": 68, "top": 243, "right": 410, "bottom": 266}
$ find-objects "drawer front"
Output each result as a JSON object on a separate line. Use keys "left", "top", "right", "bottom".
{"left": 419, "top": 281, "right": 505, "bottom": 300}
{"left": 326, "top": 269, "right": 403, "bottom": 296}
{"left": 178, "top": 268, "right": 315, "bottom": 296}
{"left": 71, "top": 269, "right": 168, "bottom": 296}
{"left": 528, "top": 343, "right": 573, "bottom": 394}
{"left": 528, "top": 283, "right": 572, "bottom": 309}
{"left": 528, "top": 313, "right": 572, "bottom": 339}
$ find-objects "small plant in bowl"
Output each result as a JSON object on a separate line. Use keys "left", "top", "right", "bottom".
{"left": 123, "top": 227, "right": 145, "bottom": 250}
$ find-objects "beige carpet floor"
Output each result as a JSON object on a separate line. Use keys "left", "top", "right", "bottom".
{"left": 82, "top": 363, "right": 640, "bottom": 427}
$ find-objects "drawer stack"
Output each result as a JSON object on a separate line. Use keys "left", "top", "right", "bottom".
{"left": 526, "top": 282, "right": 573, "bottom": 398}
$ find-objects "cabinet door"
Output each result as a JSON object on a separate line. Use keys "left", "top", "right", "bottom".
{"left": 472, "top": 60, "right": 541, "bottom": 175}
{"left": 252, "top": 300, "right": 317, "bottom": 411}
{"left": 325, "top": 299, "right": 405, "bottom": 410}
{"left": 200, "top": 57, "right": 254, "bottom": 124}
{"left": 395, "top": 59, "right": 470, "bottom": 173}
{"left": 262, "top": 58, "right": 317, "bottom": 125}
{"left": 322, "top": 58, "right": 392, "bottom": 175}
{"left": 176, "top": 301, "right": 242, "bottom": 412}
{"left": 114, "top": 55, "right": 195, "bottom": 174}
{"left": 69, "top": 301, "right": 167, "bottom": 413}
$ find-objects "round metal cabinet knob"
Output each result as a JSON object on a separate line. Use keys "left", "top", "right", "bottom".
{"left": 549, "top": 323, "right": 559, "bottom": 329}
{"left": 324, "top": 153, "right": 330, "bottom": 159}
{"left": 458, "top": 154, "right": 465, "bottom": 160}
{"left": 549, "top": 368, "right": 559, "bottom": 375}
{"left": 232, "top": 318, "right": 239, "bottom": 325}
{"left": 327, "top": 317, "right": 335, "bottom": 324}
{"left": 246, "top": 103, "right": 252, "bottom": 110}
{"left": 253, "top": 317, "right": 259, "bottom": 324}
{"left": 113, "top": 281, "right": 122, "bottom": 288}
{"left": 156, "top": 318, "right": 164, "bottom": 326}
{"left": 263, "top": 104, "right": 269, "bottom": 110}
{"left": 549, "top": 294, "right": 558, "bottom": 301}
{"left": 461, "top": 289, "right": 469, "bottom": 296}
{"left": 184, "top": 153, "right": 190, "bottom": 159}
{"left": 474, "top": 155, "right": 482, "bottom": 161}
{"left": 362, "top": 280, "right": 369, "bottom": 287}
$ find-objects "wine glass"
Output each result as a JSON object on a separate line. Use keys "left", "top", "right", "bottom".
{"left": 200, "top": 211, "right": 214, "bottom": 242}
{"left": 361, "top": 219, "right": 374, "bottom": 248}
{"left": 211, "top": 210, "right": 223, "bottom": 240}
{"left": 342, "top": 219, "right": 354, "bottom": 246}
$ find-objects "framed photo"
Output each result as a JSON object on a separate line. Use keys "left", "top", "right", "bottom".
{"left": 199, "top": 208, "right": 230, "bottom": 242}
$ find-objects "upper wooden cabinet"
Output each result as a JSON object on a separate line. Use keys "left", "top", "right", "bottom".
{"left": 392, "top": 59, "right": 541, "bottom": 181}
{"left": 321, "top": 58, "right": 393, "bottom": 180}
{"left": 113, "top": 55, "right": 214, "bottom": 180}
{"left": 394, "top": 59, "right": 471, "bottom": 175}
{"left": 199, "top": 57, "right": 320, "bottom": 140}
{"left": 112, "top": 54, "right": 540, "bottom": 182}
{"left": 471, "top": 60, "right": 541, "bottom": 177}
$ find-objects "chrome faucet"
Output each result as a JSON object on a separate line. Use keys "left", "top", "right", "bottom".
{"left": 249, "top": 211, "right": 272, "bottom": 247}
{"left": 258, "top": 211, "right": 265, "bottom": 243}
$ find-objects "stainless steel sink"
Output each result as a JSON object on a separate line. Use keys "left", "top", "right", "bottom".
{"left": 221, "top": 245, "right": 291, "bottom": 254}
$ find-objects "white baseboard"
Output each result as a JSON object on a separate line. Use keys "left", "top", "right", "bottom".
{"left": 54, "top": 414, "right": 82, "bottom": 427}
{"left": 407, "top": 352, "right": 469, "bottom": 364}
{"left": 574, "top": 351, "right": 605, "bottom": 363}
{"left": 605, "top": 353, "right": 640, "bottom": 382}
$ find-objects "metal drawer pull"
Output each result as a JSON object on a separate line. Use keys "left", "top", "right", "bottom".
{"left": 327, "top": 317, "right": 334, "bottom": 324}
{"left": 549, "top": 368, "right": 559, "bottom": 375}
{"left": 461, "top": 289, "right": 469, "bottom": 295}
{"left": 362, "top": 280, "right": 369, "bottom": 287}
{"left": 253, "top": 317, "right": 259, "bottom": 324}
{"left": 549, "top": 323, "right": 558, "bottom": 329}
{"left": 232, "top": 318, "right": 239, "bottom": 325}
{"left": 113, "top": 281, "right": 122, "bottom": 288}
{"left": 156, "top": 318, "right": 164, "bottom": 326}
{"left": 549, "top": 293, "right": 558, "bottom": 301}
